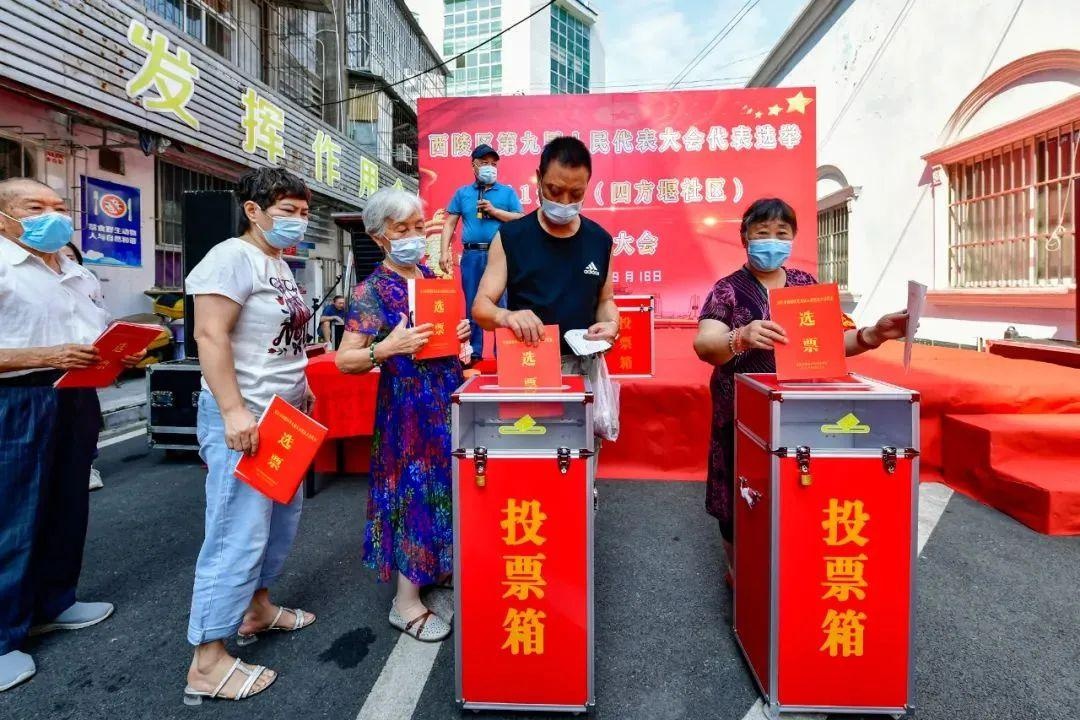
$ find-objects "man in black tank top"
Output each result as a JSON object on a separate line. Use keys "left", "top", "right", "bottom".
{"left": 472, "top": 137, "right": 619, "bottom": 362}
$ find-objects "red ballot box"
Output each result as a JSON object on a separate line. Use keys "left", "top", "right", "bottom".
{"left": 452, "top": 375, "right": 595, "bottom": 713}
{"left": 733, "top": 373, "right": 920, "bottom": 717}
{"left": 605, "top": 295, "right": 654, "bottom": 378}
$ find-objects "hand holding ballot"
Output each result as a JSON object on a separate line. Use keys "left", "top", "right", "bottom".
{"left": 584, "top": 319, "right": 619, "bottom": 344}
{"left": 53, "top": 321, "right": 163, "bottom": 388}
{"left": 498, "top": 308, "right": 546, "bottom": 345}
{"left": 384, "top": 313, "right": 435, "bottom": 357}
{"left": 43, "top": 343, "right": 101, "bottom": 370}
{"left": 868, "top": 310, "right": 911, "bottom": 347}
{"left": 407, "top": 277, "right": 468, "bottom": 360}
{"left": 736, "top": 319, "right": 789, "bottom": 350}
{"left": 234, "top": 395, "right": 329, "bottom": 504}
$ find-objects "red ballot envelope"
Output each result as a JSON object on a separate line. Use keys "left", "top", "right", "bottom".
{"left": 495, "top": 325, "right": 564, "bottom": 420}
{"left": 53, "top": 321, "right": 164, "bottom": 389}
{"left": 408, "top": 277, "right": 463, "bottom": 361}
{"left": 495, "top": 325, "right": 561, "bottom": 389}
{"left": 234, "top": 395, "right": 329, "bottom": 504}
{"left": 769, "top": 283, "right": 848, "bottom": 381}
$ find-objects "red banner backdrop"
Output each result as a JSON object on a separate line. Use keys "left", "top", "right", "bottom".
{"left": 418, "top": 89, "right": 817, "bottom": 318}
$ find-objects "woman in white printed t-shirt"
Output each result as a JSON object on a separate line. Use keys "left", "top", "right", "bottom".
{"left": 181, "top": 168, "right": 317, "bottom": 705}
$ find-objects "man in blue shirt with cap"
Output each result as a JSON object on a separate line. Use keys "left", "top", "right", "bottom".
{"left": 440, "top": 143, "right": 524, "bottom": 362}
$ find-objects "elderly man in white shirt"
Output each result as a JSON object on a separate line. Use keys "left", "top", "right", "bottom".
{"left": 0, "top": 177, "right": 140, "bottom": 693}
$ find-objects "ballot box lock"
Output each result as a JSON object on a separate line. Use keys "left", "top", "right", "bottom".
{"left": 882, "top": 446, "right": 898, "bottom": 474}
{"left": 558, "top": 447, "right": 571, "bottom": 474}
{"left": 473, "top": 447, "right": 488, "bottom": 487}
{"left": 796, "top": 445, "right": 812, "bottom": 486}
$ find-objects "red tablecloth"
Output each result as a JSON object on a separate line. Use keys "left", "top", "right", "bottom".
{"left": 307, "top": 353, "right": 379, "bottom": 438}
{"left": 306, "top": 352, "right": 379, "bottom": 473}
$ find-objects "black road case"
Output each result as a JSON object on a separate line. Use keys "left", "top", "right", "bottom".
{"left": 147, "top": 359, "right": 202, "bottom": 450}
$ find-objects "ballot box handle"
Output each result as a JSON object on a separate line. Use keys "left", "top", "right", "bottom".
{"left": 738, "top": 476, "right": 762, "bottom": 508}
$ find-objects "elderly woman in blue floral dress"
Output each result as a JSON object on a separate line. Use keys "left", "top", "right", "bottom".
{"left": 336, "top": 188, "right": 469, "bottom": 642}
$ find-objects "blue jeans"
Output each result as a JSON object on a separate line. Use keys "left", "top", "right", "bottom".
{"left": 0, "top": 385, "right": 99, "bottom": 655}
{"left": 187, "top": 393, "right": 304, "bottom": 646}
{"left": 460, "top": 248, "right": 505, "bottom": 359}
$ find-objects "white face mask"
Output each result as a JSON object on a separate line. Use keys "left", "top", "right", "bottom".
{"left": 539, "top": 188, "right": 582, "bottom": 226}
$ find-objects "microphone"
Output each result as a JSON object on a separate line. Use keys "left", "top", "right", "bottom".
{"left": 476, "top": 182, "right": 487, "bottom": 220}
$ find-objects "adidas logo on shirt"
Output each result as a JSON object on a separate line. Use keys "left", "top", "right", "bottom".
{"left": 583, "top": 262, "right": 600, "bottom": 276}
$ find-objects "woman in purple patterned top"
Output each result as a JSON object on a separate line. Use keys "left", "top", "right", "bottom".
{"left": 693, "top": 198, "right": 910, "bottom": 578}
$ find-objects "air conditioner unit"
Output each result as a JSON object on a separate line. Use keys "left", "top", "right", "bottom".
{"left": 394, "top": 144, "right": 413, "bottom": 164}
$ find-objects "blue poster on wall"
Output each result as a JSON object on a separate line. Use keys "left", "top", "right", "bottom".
{"left": 81, "top": 176, "right": 141, "bottom": 268}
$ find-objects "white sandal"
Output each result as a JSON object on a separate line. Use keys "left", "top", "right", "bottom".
{"left": 237, "top": 606, "right": 315, "bottom": 646}
{"left": 182, "top": 657, "right": 275, "bottom": 705}
{"left": 389, "top": 601, "right": 451, "bottom": 643}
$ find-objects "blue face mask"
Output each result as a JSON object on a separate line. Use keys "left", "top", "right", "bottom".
{"left": 477, "top": 165, "right": 497, "bottom": 185}
{"left": 747, "top": 238, "right": 792, "bottom": 272}
{"left": 2, "top": 210, "right": 73, "bottom": 253}
{"left": 259, "top": 216, "right": 308, "bottom": 249}
{"left": 387, "top": 235, "right": 426, "bottom": 266}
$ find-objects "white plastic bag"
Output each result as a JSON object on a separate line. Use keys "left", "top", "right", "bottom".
{"left": 588, "top": 355, "right": 620, "bottom": 442}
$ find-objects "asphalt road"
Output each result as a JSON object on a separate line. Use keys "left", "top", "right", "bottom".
{"left": 0, "top": 435, "right": 1077, "bottom": 720}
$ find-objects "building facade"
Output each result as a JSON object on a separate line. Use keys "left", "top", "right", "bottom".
{"left": 344, "top": 0, "right": 448, "bottom": 174}
{"left": 750, "top": 0, "right": 1078, "bottom": 345}
{"left": 407, "top": 0, "right": 605, "bottom": 96}
{"left": 0, "top": 0, "right": 444, "bottom": 319}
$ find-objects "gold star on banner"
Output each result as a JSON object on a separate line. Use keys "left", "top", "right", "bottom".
{"left": 755, "top": 111, "right": 762, "bottom": 119}
{"left": 745, "top": 107, "right": 754, "bottom": 115}
{"left": 768, "top": 104, "right": 782, "bottom": 116}
{"left": 786, "top": 91, "right": 814, "bottom": 114}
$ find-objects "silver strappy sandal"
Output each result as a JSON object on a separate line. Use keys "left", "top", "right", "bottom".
{"left": 182, "top": 657, "right": 276, "bottom": 706}
{"left": 236, "top": 606, "right": 315, "bottom": 646}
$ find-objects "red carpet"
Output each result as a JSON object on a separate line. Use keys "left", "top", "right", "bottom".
{"left": 599, "top": 328, "right": 1080, "bottom": 535}
{"left": 942, "top": 415, "right": 1080, "bottom": 535}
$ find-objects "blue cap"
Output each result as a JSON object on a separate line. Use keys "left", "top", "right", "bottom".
{"left": 471, "top": 144, "right": 500, "bottom": 161}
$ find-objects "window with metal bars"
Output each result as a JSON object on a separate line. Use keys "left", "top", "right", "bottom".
{"left": 146, "top": 1, "right": 326, "bottom": 118}
{"left": 0, "top": 136, "right": 35, "bottom": 181}
{"left": 144, "top": 0, "right": 235, "bottom": 60}
{"left": 816, "top": 202, "right": 849, "bottom": 291}
{"left": 345, "top": 0, "right": 446, "bottom": 109}
{"left": 946, "top": 120, "right": 1079, "bottom": 288}
{"left": 155, "top": 161, "right": 235, "bottom": 290}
